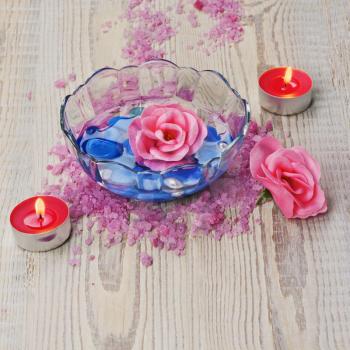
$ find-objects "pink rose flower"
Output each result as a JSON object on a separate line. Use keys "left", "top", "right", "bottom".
{"left": 250, "top": 136, "right": 327, "bottom": 219}
{"left": 128, "top": 103, "right": 207, "bottom": 171}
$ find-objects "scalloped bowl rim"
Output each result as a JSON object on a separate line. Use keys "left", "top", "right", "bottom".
{"left": 60, "top": 59, "right": 251, "bottom": 175}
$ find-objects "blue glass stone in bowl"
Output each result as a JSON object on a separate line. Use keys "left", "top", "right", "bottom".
{"left": 60, "top": 59, "right": 250, "bottom": 201}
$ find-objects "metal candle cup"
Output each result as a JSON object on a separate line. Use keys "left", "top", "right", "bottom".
{"left": 9, "top": 195, "right": 71, "bottom": 252}
{"left": 259, "top": 67, "right": 313, "bottom": 115}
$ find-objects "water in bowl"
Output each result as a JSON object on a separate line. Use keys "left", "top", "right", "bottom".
{"left": 76, "top": 105, "right": 233, "bottom": 201}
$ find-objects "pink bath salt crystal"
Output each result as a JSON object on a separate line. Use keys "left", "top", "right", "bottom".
{"left": 140, "top": 252, "right": 153, "bottom": 267}
{"left": 51, "top": 164, "right": 64, "bottom": 175}
{"left": 197, "top": 39, "right": 204, "bottom": 46}
{"left": 68, "top": 258, "right": 80, "bottom": 266}
{"left": 265, "top": 120, "right": 273, "bottom": 132}
{"left": 46, "top": 164, "right": 53, "bottom": 171}
{"left": 72, "top": 245, "right": 82, "bottom": 256}
{"left": 198, "top": 0, "right": 244, "bottom": 48}
{"left": 176, "top": 1, "right": 184, "bottom": 15}
{"left": 128, "top": 0, "right": 143, "bottom": 9}
{"left": 187, "top": 11, "right": 199, "bottom": 27}
{"left": 101, "top": 20, "right": 113, "bottom": 33}
{"left": 194, "top": 0, "right": 204, "bottom": 11}
{"left": 89, "top": 255, "right": 96, "bottom": 261}
{"left": 122, "top": 6, "right": 176, "bottom": 64}
{"left": 68, "top": 73, "right": 76, "bottom": 81}
{"left": 203, "top": 48, "right": 210, "bottom": 56}
{"left": 54, "top": 79, "right": 67, "bottom": 89}
{"left": 85, "top": 235, "right": 94, "bottom": 246}
{"left": 86, "top": 219, "right": 95, "bottom": 230}
{"left": 26, "top": 91, "right": 32, "bottom": 101}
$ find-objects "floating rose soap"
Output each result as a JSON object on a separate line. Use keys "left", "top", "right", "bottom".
{"left": 128, "top": 104, "right": 208, "bottom": 171}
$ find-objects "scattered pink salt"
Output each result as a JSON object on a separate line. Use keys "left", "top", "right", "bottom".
{"left": 85, "top": 235, "right": 94, "bottom": 246}
{"left": 86, "top": 219, "right": 95, "bottom": 230}
{"left": 54, "top": 79, "right": 67, "bottom": 89}
{"left": 26, "top": 91, "right": 32, "bottom": 101}
{"left": 44, "top": 118, "right": 271, "bottom": 266}
{"left": 201, "top": 0, "right": 244, "bottom": 47}
{"left": 176, "top": 1, "right": 185, "bottom": 14}
{"left": 128, "top": 0, "right": 143, "bottom": 9}
{"left": 101, "top": 20, "right": 113, "bottom": 33}
{"left": 122, "top": 4, "right": 176, "bottom": 64}
{"left": 140, "top": 252, "right": 153, "bottom": 267}
{"left": 194, "top": 0, "right": 204, "bottom": 11}
{"left": 68, "top": 73, "right": 76, "bottom": 81}
{"left": 68, "top": 258, "right": 80, "bottom": 266}
{"left": 187, "top": 10, "right": 199, "bottom": 27}
{"left": 120, "top": 0, "right": 244, "bottom": 64}
{"left": 72, "top": 245, "right": 82, "bottom": 256}
{"left": 89, "top": 255, "right": 96, "bottom": 261}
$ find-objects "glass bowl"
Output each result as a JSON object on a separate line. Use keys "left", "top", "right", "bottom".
{"left": 60, "top": 59, "right": 250, "bottom": 201}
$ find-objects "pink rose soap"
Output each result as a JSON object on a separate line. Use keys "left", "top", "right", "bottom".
{"left": 128, "top": 104, "right": 207, "bottom": 171}
{"left": 250, "top": 136, "right": 327, "bottom": 218}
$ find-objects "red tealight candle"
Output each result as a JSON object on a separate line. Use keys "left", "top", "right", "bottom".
{"left": 10, "top": 195, "right": 71, "bottom": 251}
{"left": 259, "top": 66, "right": 313, "bottom": 115}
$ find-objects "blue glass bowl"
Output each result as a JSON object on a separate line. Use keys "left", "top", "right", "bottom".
{"left": 60, "top": 59, "right": 250, "bottom": 201}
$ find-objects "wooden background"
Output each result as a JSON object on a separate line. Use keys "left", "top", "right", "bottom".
{"left": 1, "top": 0, "right": 350, "bottom": 349}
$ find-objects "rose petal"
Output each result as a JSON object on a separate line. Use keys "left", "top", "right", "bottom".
{"left": 250, "top": 136, "right": 283, "bottom": 177}
{"left": 292, "top": 146, "right": 321, "bottom": 182}
{"left": 141, "top": 116, "right": 159, "bottom": 139}
{"left": 183, "top": 112, "right": 199, "bottom": 145}
{"left": 128, "top": 118, "right": 142, "bottom": 156}
{"left": 155, "top": 108, "right": 186, "bottom": 129}
{"left": 292, "top": 184, "right": 327, "bottom": 218}
{"left": 150, "top": 144, "right": 189, "bottom": 161}
{"left": 135, "top": 132, "right": 155, "bottom": 160}
{"left": 256, "top": 174, "right": 295, "bottom": 218}
{"left": 187, "top": 117, "right": 208, "bottom": 154}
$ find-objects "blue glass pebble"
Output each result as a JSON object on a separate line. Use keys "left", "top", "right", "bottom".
{"left": 86, "top": 126, "right": 98, "bottom": 135}
{"left": 100, "top": 163, "right": 136, "bottom": 187}
{"left": 129, "top": 106, "right": 144, "bottom": 117}
{"left": 107, "top": 115, "right": 130, "bottom": 127}
{"left": 163, "top": 166, "right": 203, "bottom": 188}
{"left": 115, "top": 151, "right": 135, "bottom": 168}
{"left": 137, "top": 172, "right": 162, "bottom": 191}
{"left": 195, "top": 141, "right": 221, "bottom": 165}
{"left": 82, "top": 138, "right": 123, "bottom": 160}
{"left": 123, "top": 139, "right": 133, "bottom": 154}
{"left": 205, "top": 125, "right": 220, "bottom": 142}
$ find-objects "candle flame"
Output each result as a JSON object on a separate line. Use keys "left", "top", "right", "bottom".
{"left": 35, "top": 198, "right": 45, "bottom": 218}
{"left": 284, "top": 66, "right": 293, "bottom": 85}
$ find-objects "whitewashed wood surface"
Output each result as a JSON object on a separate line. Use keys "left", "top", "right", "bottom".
{"left": 0, "top": 0, "right": 350, "bottom": 349}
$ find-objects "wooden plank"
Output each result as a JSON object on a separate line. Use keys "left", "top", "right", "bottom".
{"left": 0, "top": 0, "right": 349, "bottom": 349}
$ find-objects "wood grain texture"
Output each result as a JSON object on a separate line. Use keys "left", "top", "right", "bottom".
{"left": 1, "top": 0, "right": 350, "bottom": 349}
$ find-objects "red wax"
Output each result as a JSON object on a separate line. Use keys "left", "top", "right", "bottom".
{"left": 259, "top": 67, "right": 312, "bottom": 98}
{"left": 10, "top": 196, "right": 69, "bottom": 234}
{"left": 23, "top": 210, "right": 56, "bottom": 229}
